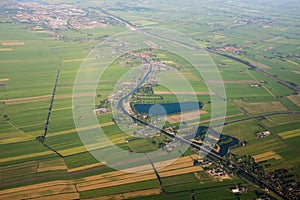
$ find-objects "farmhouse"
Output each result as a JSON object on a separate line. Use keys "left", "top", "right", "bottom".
{"left": 250, "top": 83, "right": 261, "bottom": 88}
{"left": 255, "top": 131, "right": 271, "bottom": 138}
{"left": 229, "top": 185, "right": 247, "bottom": 194}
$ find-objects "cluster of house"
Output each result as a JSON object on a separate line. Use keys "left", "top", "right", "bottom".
{"left": 207, "top": 167, "right": 228, "bottom": 177}
{"left": 133, "top": 127, "right": 153, "bottom": 137}
{"left": 250, "top": 81, "right": 267, "bottom": 88}
{"left": 163, "top": 140, "right": 178, "bottom": 152}
{"left": 255, "top": 131, "right": 271, "bottom": 138}
{"left": 216, "top": 45, "right": 243, "bottom": 55}
{"left": 196, "top": 159, "right": 213, "bottom": 168}
{"left": 233, "top": 17, "right": 274, "bottom": 26}
{"left": 165, "top": 126, "right": 177, "bottom": 134}
{"left": 93, "top": 108, "right": 111, "bottom": 115}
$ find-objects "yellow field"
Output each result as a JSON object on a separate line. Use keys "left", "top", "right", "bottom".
{"left": 59, "top": 134, "right": 129, "bottom": 157}
{"left": 222, "top": 59, "right": 234, "bottom": 63}
{"left": 80, "top": 173, "right": 156, "bottom": 187}
{"left": 159, "top": 166, "right": 203, "bottom": 178}
{"left": 0, "top": 48, "right": 12, "bottom": 51}
{"left": 288, "top": 60, "right": 299, "bottom": 66}
{"left": 193, "top": 53, "right": 208, "bottom": 56}
{"left": 293, "top": 70, "right": 300, "bottom": 75}
{"left": 82, "top": 170, "right": 125, "bottom": 182}
{"left": 1, "top": 92, "right": 99, "bottom": 105}
{"left": 156, "top": 53, "right": 167, "bottom": 58}
{"left": 75, "top": 155, "right": 199, "bottom": 192}
{"left": 100, "top": 121, "right": 115, "bottom": 127}
{"left": 155, "top": 155, "right": 203, "bottom": 177}
{"left": 29, "top": 129, "right": 74, "bottom": 138}
{"left": 278, "top": 129, "right": 300, "bottom": 139}
{"left": 166, "top": 110, "right": 207, "bottom": 124}
{"left": 253, "top": 151, "right": 282, "bottom": 162}
{"left": 0, "top": 40, "right": 24, "bottom": 46}
{"left": 1, "top": 95, "right": 51, "bottom": 105}
{"left": 67, "top": 162, "right": 102, "bottom": 173}
{"left": 37, "top": 158, "right": 67, "bottom": 172}
{"left": 0, "top": 134, "right": 33, "bottom": 145}
{"left": 161, "top": 60, "right": 176, "bottom": 65}
{"left": 77, "top": 173, "right": 157, "bottom": 192}
{"left": 58, "top": 146, "right": 88, "bottom": 156}
{"left": 213, "top": 35, "right": 226, "bottom": 39}
{"left": 31, "top": 193, "right": 80, "bottom": 200}
{"left": 0, "top": 151, "right": 54, "bottom": 163}
{"left": 155, "top": 155, "right": 193, "bottom": 170}
{"left": 62, "top": 58, "right": 85, "bottom": 63}
{"left": 29, "top": 122, "right": 115, "bottom": 139}
{"left": 119, "top": 163, "right": 154, "bottom": 174}
{"left": 287, "top": 94, "right": 300, "bottom": 107}
{"left": 157, "top": 161, "right": 194, "bottom": 173}
{"left": 0, "top": 154, "right": 203, "bottom": 198}
{"left": 0, "top": 180, "right": 77, "bottom": 200}
{"left": 136, "top": 20, "right": 158, "bottom": 26}
{"left": 0, "top": 60, "right": 19, "bottom": 63}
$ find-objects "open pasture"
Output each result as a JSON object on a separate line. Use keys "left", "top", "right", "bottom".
{"left": 86, "top": 188, "right": 161, "bottom": 200}
{"left": 235, "top": 100, "right": 287, "bottom": 115}
{"left": 222, "top": 120, "right": 264, "bottom": 141}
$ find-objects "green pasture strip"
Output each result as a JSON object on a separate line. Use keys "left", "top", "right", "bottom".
{"left": 162, "top": 173, "right": 198, "bottom": 186}
{"left": 80, "top": 179, "right": 160, "bottom": 198}
{"left": 64, "top": 152, "right": 100, "bottom": 169}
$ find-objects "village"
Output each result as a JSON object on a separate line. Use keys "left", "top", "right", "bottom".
{"left": 1, "top": 2, "right": 110, "bottom": 30}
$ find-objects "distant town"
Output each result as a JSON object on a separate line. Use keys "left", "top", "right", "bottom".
{"left": 0, "top": 1, "right": 115, "bottom": 30}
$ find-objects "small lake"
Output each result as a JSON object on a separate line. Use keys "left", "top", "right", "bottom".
{"left": 133, "top": 102, "right": 203, "bottom": 116}
{"left": 184, "top": 126, "right": 240, "bottom": 157}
